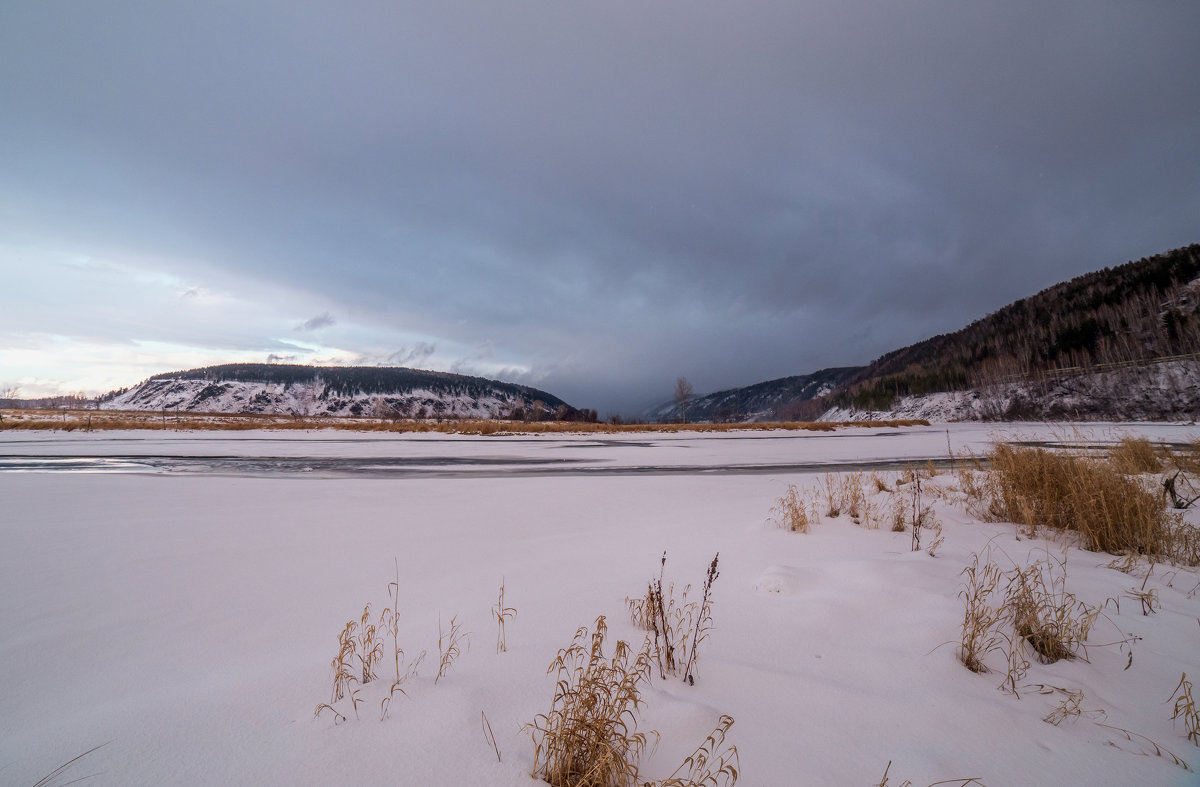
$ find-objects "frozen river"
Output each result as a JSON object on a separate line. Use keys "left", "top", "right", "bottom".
{"left": 1, "top": 421, "right": 1195, "bottom": 478}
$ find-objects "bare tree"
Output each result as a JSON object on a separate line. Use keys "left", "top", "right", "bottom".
{"left": 0, "top": 384, "right": 17, "bottom": 423}
{"left": 674, "top": 377, "right": 694, "bottom": 424}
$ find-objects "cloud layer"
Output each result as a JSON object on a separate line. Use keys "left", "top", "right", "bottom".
{"left": 2, "top": 2, "right": 1198, "bottom": 412}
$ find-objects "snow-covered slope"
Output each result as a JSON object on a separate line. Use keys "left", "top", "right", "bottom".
{"left": 100, "top": 364, "right": 571, "bottom": 419}
{"left": 823, "top": 358, "right": 1200, "bottom": 422}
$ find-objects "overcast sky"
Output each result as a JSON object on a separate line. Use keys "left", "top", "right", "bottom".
{"left": 2, "top": 2, "right": 1198, "bottom": 414}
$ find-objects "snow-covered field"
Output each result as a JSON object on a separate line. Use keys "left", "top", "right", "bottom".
{"left": 2, "top": 423, "right": 1198, "bottom": 786}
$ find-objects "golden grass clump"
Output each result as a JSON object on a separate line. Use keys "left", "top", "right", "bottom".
{"left": 319, "top": 565, "right": 426, "bottom": 724}
{"left": 984, "top": 443, "right": 1185, "bottom": 560}
{"left": 770, "top": 484, "right": 810, "bottom": 533}
{"left": 957, "top": 549, "right": 1117, "bottom": 694}
{"left": 529, "top": 615, "right": 740, "bottom": 787}
{"left": 1004, "top": 556, "right": 1098, "bottom": 665}
{"left": 842, "top": 472, "right": 867, "bottom": 524}
{"left": 1109, "top": 436, "right": 1163, "bottom": 475}
{"left": 957, "top": 553, "right": 1005, "bottom": 673}
{"left": 529, "top": 616, "right": 657, "bottom": 787}
{"left": 890, "top": 499, "right": 907, "bottom": 532}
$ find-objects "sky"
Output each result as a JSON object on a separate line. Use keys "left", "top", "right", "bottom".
{"left": 2, "top": 1, "right": 1198, "bottom": 415}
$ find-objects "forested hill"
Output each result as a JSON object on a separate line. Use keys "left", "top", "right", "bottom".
{"left": 147, "top": 363, "right": 565, "bottom": 405}
{"left": 837, "top": 243, "right": 1200, "bottom": 411}
{"left": 101, "top": 363, "right": 578, "bottom": 419}
{"left": 648, "top": 367, "right": 862, "bottom": 422}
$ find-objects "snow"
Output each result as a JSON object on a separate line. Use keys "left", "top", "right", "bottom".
{"left": 101, "top": 378, "right": 535, "bottom": 419}
{"left": 825, "top": 359, "right": 1200, "bottom": 423}
{"left": 2, "top": 423, "right": 1199, "bottom": 786}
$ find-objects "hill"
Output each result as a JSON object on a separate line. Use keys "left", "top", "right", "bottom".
{"left": 671, "top": 243, "right": 1200, "bottom": 423}
{"left": 646, "top": 367, "right": 862, "bottom": 422}
{"left": 99, "top": 363, "right": 585, "bottom": 420}
{"left": 834, "top": 243, "right": 1200, "bottom": 413}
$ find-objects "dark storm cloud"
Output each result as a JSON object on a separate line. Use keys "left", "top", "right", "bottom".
{"left": 2, "top": 1, "right": 1198, "bottom": 412}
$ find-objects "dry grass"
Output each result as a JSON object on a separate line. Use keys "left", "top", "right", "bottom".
{"left": 318, "top": 607, "right": 383, "bottom": 722}
{"left": 492, "top": 578, "right": 518, "bottom": 654}
{"left": 681, "top": 554, "right": 720, "bottom": 686}
{"left": 957, "top": 553, "right": 1005, "bottom": 673}
{"left": 627, "top": 553, "right": 721, "bottom": 684}
{"left": 820, "top": 474, "right": 841, "bottom": 518}
{"left": 528, "top": 615, "right": 740, "bottom": 787}
{"left": 872, "top": 761, "right": 988, "bottom": 786}
{"left": 1005, "top": 555, "right": 1099, "bottom": 665}
{"left": 1030, "top": 684, "right": 1106, "bottom": 726}
{"left": 627, "top": 554, "right": 691, "bottom": 679}
{"left": 842, "top": 473, "right": 867, "bottom": 524}
{"left": 770, "top": 485, "right": 810, "bottom": 533}
{"left": 1168, "top": 673, "right": 1199, "bottom": 747}
{"left": 816, "top": 472, "right": 885, "bottom": 528}
{"left": 31, "top": 743, "right": 107, "bottom": 787}
{"left": 380, "top": 562, "right": 425, "bottom": 720}
{"left": 529, "top": 616, "right": 657, "bottom": 787}
{"left": 356, "top": 604, "right": 384, "bottom": 684}
{"left": 435, "top": 614, "right": 469, "bottom": 684}
{"left": 319, "top": 567, "right": 426, "bottom": 724}
{"left": 0, "top": 407, "right": 928, "bottom": 435}
{"left": 1095, "top": 723, "right": 1191, "bottom": 770}
{"left": 483, "top": 710, "right": 502, "bottom": 762}
{"left": 1109, "top": 436, "right": 1164, "bottom": 474}
{"left": 1168, "top": 440, "right": 1200, "bottom": 475}
{"left": 1124, "top": 566, "right": 1160, "bottom": 615}
{"left": 656, "top": 715, "right": 740, "bottom": 787}
{"left": 983, "top": 443, "right": 1187, "bottom": 561}
{"left": 956, "top": 549, "right": 1117, "bottom": 695}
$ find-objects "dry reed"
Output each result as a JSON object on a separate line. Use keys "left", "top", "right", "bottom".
{"left": 528, "top": 616, "right": 657, "bottom": 787}
{"left": 1168, "top": 673, "right": 1199, "bottom": 746}
{"left": 770, "top": 485, "right": 810, "bottom": 533}
{"left": 681, "top": 554, "right": 720, "bottom": 686}
{"left": 1005, "top": 555, "right": 1098, "bottom": 664}
{"left": 984, "top": 443, "right": 1186, "bottom": 561}
{"left": 957, "top": 553, "right": 1004, "bottom": 673}
{"left": 628, "top": 552, "right": 720, "bottom": 683}
{"left": 435, "top": 614, "right": 469, "bottom": 685}
{"left": 1109, "top": 436, "right": 1163, "bottom": 474}
{"left": 492, "top": 578, "right": 518, "bottom": 654}
{"left": 656, "top": 715, "right": 740, "bottom": 787}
